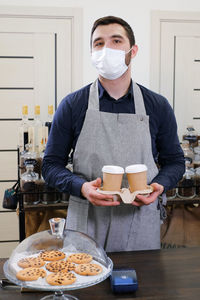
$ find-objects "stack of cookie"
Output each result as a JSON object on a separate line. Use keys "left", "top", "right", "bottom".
{"left": 16, "top": 250, "right": 103, "bottom": 286}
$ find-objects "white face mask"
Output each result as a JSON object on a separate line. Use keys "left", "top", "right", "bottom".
{"left": 91, "top": 47, "right": 131, "bottom": 80}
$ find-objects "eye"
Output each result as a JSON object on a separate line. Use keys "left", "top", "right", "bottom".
{"left": 113, "top": 39, "right": 122, "bottom": 44}
{"left": 94, "top": 41, "right": 104, "bottom": 48}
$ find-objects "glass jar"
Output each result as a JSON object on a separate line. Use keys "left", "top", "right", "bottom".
{"left": 195, "top": 167, "right": 200, "bottom": 197}
{"left": 36, "top": 151, "right": 44, "bottom": 179}
{"left": 181, "top": 140, "right": 194, "bottom": 168}
{"left": 19, "top": 150, "right": 26, "bottom": 176}
{"left": 20, "top": 164, "right": 39, "bottom": 205}
{"left": 23, "top": 147, "right": 38, "bottom": 173}
{"left": 60, "top": 192, "right": 70, "bottom": 203}
{"left": 166, "top": 188, "right": 177, "bottom": 200}
{"left": 35, "top": 176, "right": 45, "bottom": 203}
{"left": 183, "top": 125, "right": 198, "bottom": 148}
{"left": 178, "top": 162, "right": 196, "bottom": 199}
{"left": 41, "top": 184, "right": 59, "bottom": 204}
{"left": 193, "top": 141, "right": 200, "bottom": 169}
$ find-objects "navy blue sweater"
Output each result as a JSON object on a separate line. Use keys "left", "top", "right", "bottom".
{"left": 42, "top": 80, "right": 185, "bottom": 197}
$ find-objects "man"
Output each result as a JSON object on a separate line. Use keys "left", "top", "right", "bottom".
{"left": 42, "top": 16, "right": 185, "bottom": 252}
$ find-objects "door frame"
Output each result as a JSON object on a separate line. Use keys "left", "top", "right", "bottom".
{"left": 0, "top": 6, "right": 83, "bottom": 251}
{"left": 150, "top": 11, "right": 200, "bottom": 94}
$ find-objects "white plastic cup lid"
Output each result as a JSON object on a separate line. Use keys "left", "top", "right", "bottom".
{"left": 102, "top": 165, "right": 124, "bottom": 174}
{"left": 125, "top": 164, "right": 147, "bottom": 174}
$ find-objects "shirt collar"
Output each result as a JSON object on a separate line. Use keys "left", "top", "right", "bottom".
{"left": 97, "top": 79, "right": 133, "bottom": 101}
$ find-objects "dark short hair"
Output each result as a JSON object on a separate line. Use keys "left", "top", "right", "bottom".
{"left": 90, "top": 16, "right": 135, "bottom": 47}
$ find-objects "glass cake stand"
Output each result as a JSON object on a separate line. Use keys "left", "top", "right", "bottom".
{"left": 3, "top": 219, "right": 113, "bottom": 300}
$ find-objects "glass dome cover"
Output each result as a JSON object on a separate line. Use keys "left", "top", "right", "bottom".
{"left": 4, "top": 219, "right": 113, "bottom": 293}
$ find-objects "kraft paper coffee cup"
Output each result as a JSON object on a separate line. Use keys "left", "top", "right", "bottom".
{"left": 102, "top": 165, "right": 124, "bottom": 191}
{"left": 125, "top": 164, "right": 148, "bottom": 192}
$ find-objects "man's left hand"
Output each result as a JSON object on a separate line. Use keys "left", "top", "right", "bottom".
{"left": 132, "top": 182, "right": 164, "bottom": 207}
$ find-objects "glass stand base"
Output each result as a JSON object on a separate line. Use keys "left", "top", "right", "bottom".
{"left": 41, "top": 291, "right": 79, "bottom": 300}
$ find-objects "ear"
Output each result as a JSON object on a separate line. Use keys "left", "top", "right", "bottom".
{"left": 131, "top": 45, "right": 138, "bottom": 58}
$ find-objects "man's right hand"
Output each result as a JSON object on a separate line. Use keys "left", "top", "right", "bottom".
{"left": 81, "top": 177, "right": 120, "bottom": 206}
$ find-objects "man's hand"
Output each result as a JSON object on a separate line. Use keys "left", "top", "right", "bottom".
{"left": 81, "top": 177, "right": 121, "bottom": 206}
{"left": 132, "top": 182, "right": 164, "bottom": 207}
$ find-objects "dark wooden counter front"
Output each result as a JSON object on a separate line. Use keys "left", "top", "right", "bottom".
{"left": 1, "top": 247, "right": 200, "bottom": 300}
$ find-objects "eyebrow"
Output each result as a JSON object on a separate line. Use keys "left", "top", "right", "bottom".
{"left": 93, "top": 34, "right": 124, "bottom": 45}
{"left": 111, "top": 34, "right": 124, "bottom": 40}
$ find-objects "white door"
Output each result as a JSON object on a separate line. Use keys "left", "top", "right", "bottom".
{"left": 151, "top": 12, "right": 200, "bottom": 140}
{"left": 0, "top": 32, "right": 55, "bottom": 148}
{"left": 0, "top": 7, "right": 82, "bottom": 258}
{"left": 174, "top": 36, "right": 200, "bottom": 139}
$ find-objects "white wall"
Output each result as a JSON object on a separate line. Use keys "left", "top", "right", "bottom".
{"left": 1, "top": 0, "right": 200, "bottom": 91}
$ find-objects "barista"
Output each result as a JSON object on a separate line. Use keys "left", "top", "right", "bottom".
{"left": 42, "top": 16, "right": 185, "bottom": 251}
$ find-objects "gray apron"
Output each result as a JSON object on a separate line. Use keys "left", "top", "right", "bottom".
{"left": 66, "top": 80, "right": 161, "bottom": 252}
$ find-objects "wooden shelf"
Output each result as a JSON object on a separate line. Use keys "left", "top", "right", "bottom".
{"left": 23, "top": 201, "right": 69, "bottom": 211}
{"left": 167, "top": 196, "right": 200, "bottom": 205}
{"left": 22, "top": 195, "right": 200, "bottom": 208}
{"left": 17, "top": 190, "right": 200, "bottom": 242}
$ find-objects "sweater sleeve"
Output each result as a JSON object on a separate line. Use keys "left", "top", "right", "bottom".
{"left": 42, "top": 96, "right": 86, "bottom": 197}
{"left": 151, "top": 98, "right": 185, "bottom": 191}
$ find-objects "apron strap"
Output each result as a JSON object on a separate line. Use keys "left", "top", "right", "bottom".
{"left": 88, "top": 80, "right": 99, "bottom": 110}
{"left": 88, "top": 79, "right": 147, "bottom": 116}
{"left": 133, "top": 81, "right": 146, "bottom": 115}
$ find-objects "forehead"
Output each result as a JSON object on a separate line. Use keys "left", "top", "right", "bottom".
{"left": 92, "top": 23, "right": 129, "bottom": 42}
